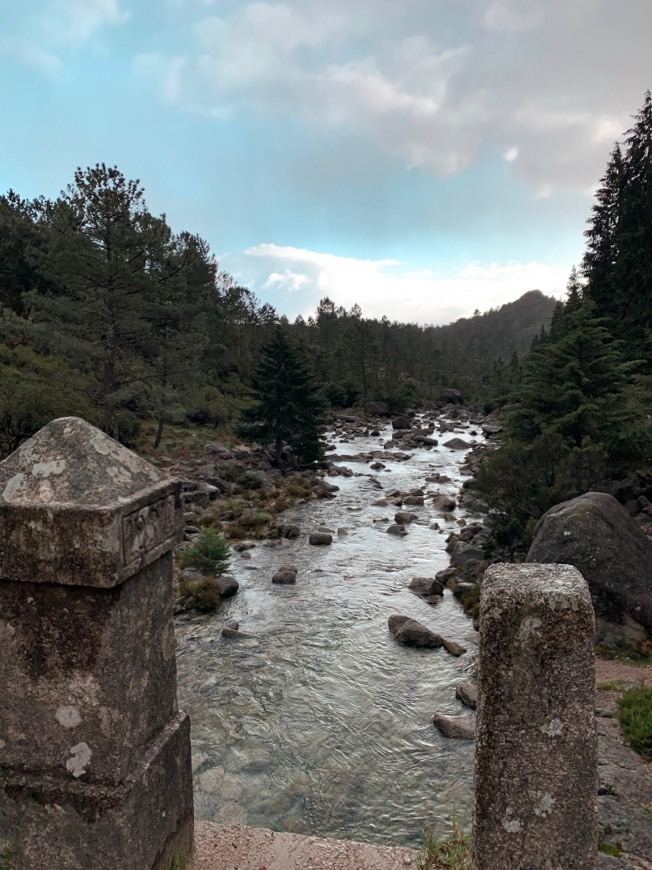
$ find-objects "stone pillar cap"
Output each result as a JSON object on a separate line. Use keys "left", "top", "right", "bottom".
{"left": 0, "top": 417, "right": 181, "bottom": 587}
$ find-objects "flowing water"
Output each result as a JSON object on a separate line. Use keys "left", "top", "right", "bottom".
{"left": 175, "top": 417, "right": 484, "bottom": 847}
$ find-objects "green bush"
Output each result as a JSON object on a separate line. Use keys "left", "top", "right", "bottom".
{"left": 237, "top": 471, "right": 264, "bottom": 489}
{"left": 178, "top": 576, "right": 221, "bottom": 611}
{"left": 179, "top": 528, "right": 230, "bottom": 576}
{"left": 618, "top": 687, "right": 652, "bottom": 758}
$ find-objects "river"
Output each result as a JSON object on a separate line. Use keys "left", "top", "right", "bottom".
{"left": 174, "top": 414, "right": 484, "bottom": 848}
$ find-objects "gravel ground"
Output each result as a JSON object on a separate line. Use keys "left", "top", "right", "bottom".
{"left": 190, "top": 824, "right": 418, "bottom": 870}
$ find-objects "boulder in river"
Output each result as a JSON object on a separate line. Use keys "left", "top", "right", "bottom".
{"left": 388, "top": 615, "right": 466, "bottom": 656}
{"left": 272, "top": 563, "right": 298, "bottom": 584}
{"left": 215, "top": 575, "right": 240, "bottom": 597}
{"left": 386, "top": 524, "right": 408, "bottom": 537}
{"left": 391, "top": 415, "right": 412, "bottom": 430}
{"left": 432, "top": 712, "right": 474, "bottom": 740}
{"left": 309, "top": 531, "right": 333, "bottom": 545}
{"left": 527, "top": 491, "right": 652, "bottom": 649}
{"left": 408, "top": 576, "right": 445, "bottom": 601}
{"left": 313, "top": 480, "right": 339, "bottom": 496}
{"left": 434, "top": 495, "right": 456, "bottom": 512}
{"left": 403, "top": 495, "right": 424, "bottom": 506}
{"left": 277, "top": 522, "right": 300, "bottom": 539}
{"left": 395, "top": 511, "right": 418, "bottom": 524}
{"left": 443, "top": 437, "right": 472, "bottom": 450}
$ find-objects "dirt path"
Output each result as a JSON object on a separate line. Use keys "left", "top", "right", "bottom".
{"left": 596, "top": 658, "right": 652, "bottom": 869}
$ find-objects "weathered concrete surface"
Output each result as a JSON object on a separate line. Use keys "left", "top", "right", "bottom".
{"left": 0, "top": 417, "right": 192, "bottom": 869}
{"left": 474, "top": 563, "right": 597, "bottom": 870}
{"left": 0, "top": 416, "right": 182, "bottom": 587}
{"left": 0, "top": 555, "right": 178, "bottom": 784}
{"left": 1, "top": 712, "right": 193, "bottom": 870}
{"left": 191, "top": 823, "right": 419, "bottom": 870}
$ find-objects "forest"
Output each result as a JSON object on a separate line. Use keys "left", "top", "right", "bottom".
{"left": 0, "top": 169, "right": 552, "bottom": 456}
{"left": 1, "top": 93, "right": 651, "bottom": 546}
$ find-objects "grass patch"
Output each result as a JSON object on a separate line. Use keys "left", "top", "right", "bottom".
{"left": 598, "top": 842, "right": 621, "bottom": 858}
{"left": 0, "top": 849, "right": 15, "bottom": 870}
{"left": 597, "top": 679, "right": 627, "bottom": 692}
{"left": 617, "top": 687, "right": 652, "bottom": 759}
{"left": 417, "top": 820, "right": 472, "bottom": 870}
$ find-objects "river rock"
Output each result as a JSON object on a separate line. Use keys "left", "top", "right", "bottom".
{"left": 313, "top": 480, "right": 339, "bottom": 495}
{"left": 388, "top": 615, "right": 463, "bottom": 653}
{"left": 434, "top": 495, "right": 456, "bottom": 512}
{"left": 215, "top": 575, "right": 239, "bottom": 597}
{"left": 395, "top": 511, "right": 418, "bottom": 524}
{"left": 403, "top": 495, "right": 424, "bottom": 506}
{"left": 179, "top": 567, "right": 204, "bottom": 582}
{"left": 442, "top": 638, "right": 466, "bottom": 656}
{"left": 450, "top": 541, "right": 486, "bottom": 567}
{"left": 272, "top": 563, "right": 298, "bottom": 584}
{"left": 391, "top": 415, "right": 412, "bottom": 430}
{"left": 443, "top": 437, "right": 472, "bottom": 450}
{"left": 414, "top": 435, "right": 438, "bottom": 446}
{"left": 278, "top": 522, "right": 300, "bottom": 538}
{"left": 309, "top": 531, "right": 333, "bottom": 545}
{"left": 386, "top": 524, "right": 408, "bottom": 536}
{"left": 222, "top": 620, "right": 254, "bottom": 639}
{"left": 432, "top": 712, "right": 474, "bottom": 740}
{"left": 408, "top": 577, "right": 445, "bottom": 599}
{"left": 455, "top": 681, "right": 478, "bottom": 709}
{"left": 526, "top": 491, "right": 652, "bottom": 649}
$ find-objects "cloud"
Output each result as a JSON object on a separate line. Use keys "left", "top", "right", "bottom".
{"left": 143, "top": 0, "right": 650, "bottom": 195}
{"left": 51, "top": 0, "right": 129, "bottom": 45}
{"left": 232, "top": 243, "right": 569, "bottom": 324}
{"left": 0, "top": 36, "right": 61, "bottom": 76}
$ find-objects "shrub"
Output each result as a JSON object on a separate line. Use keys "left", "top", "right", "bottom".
{"left": 238, "top": 471, "right": 264, "bottom": 489}
{"left": 178, "top": 577, "right": 221, "bottom": 611}
{"left": 178, "top": 528, "right": 230, "bottom": 576}
{"left": 618, "top": 687, "right": 652, "bottom": 759}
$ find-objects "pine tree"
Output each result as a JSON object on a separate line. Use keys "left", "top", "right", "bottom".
{"left": 239, "top": 329, "right": 326, "bottom": 464}
{"left": 507, "top": 299, "right": 643, "bottom": 462}
{"left": 583, "top": 92, "right": 652, "bottom": 363}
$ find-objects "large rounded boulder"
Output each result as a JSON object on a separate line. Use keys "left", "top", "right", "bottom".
{"left": 526, "top": 492, "right": 652, "bottom": 650}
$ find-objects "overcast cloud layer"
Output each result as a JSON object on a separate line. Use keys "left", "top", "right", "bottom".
{"left": 1, "top": 0, "right": 650, "bottom": 322}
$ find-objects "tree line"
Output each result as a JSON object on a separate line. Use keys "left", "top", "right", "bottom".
{"left": 0, "top": 164, "right": 553, "bottom": 457}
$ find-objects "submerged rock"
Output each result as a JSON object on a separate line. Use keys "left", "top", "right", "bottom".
{"left": 432, "top": 712, "right": 475, "bottom": 740}
{"left": 455, "top": 681, "right": 478, "bottom": 710}
{"left": 272, "top": 563, "right": 298, "bottom": 584}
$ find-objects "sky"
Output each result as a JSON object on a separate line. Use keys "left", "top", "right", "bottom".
{"left": 0, "top": 0, "right": 650, "bottom": 325}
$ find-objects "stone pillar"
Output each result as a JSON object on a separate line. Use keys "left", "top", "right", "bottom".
{"left": 474, "top": 564, "right": 597, "bottom": 870}
{"left": 0, "top": 417, "right": 193, "bottom": 870}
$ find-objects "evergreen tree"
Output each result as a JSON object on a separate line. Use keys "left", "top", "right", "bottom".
{"left": 508, "top": 300, "right": 643, "bottom": 460}
{"left": 583, "top": 92, "right": 652, "bottom": 363}
{"left": 239, "top": 329, "right": 326, "bottom": 464}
